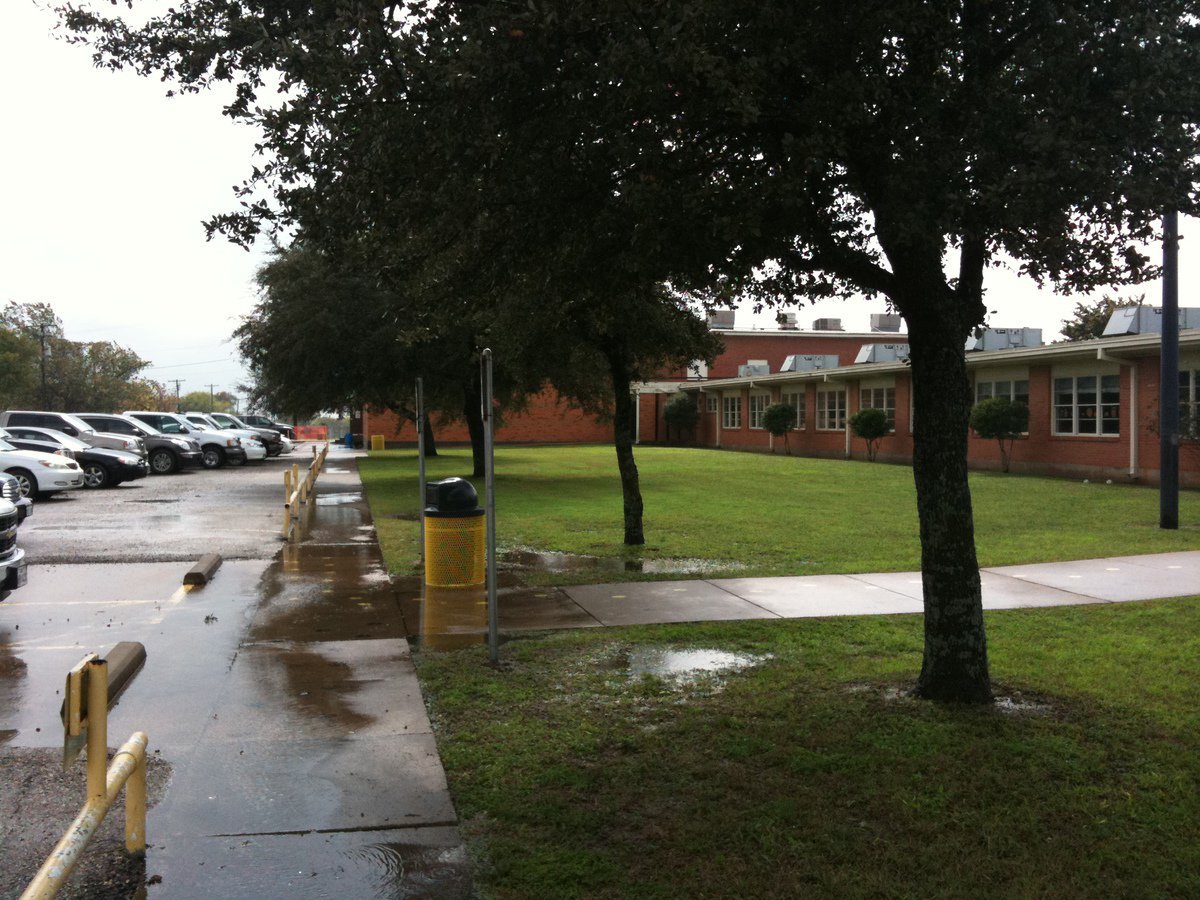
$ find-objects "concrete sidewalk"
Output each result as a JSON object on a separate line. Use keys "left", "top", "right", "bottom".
{"left": 433, "top": 550, "right": 1200, "bottom": 639}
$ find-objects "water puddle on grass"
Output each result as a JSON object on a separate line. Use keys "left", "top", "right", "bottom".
{"left": 626, "top": 647, "right": 766, "bottom": 685}
{"left": 501, "top": 548, "right": 745, "bottom": 577}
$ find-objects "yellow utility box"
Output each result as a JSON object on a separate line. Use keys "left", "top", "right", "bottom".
{"left": 370, "top": 434, "right": 385, "bottom": 451}
{"left": 423, "top": 477, "right": 486, "bottom": 587}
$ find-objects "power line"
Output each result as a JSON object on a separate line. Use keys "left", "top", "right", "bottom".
{"left": 144, "top": 357, "right": 237, "bottom": 370}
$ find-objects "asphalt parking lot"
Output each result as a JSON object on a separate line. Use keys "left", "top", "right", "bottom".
{"left": 1, "top": 446, "right": 470, "bottom": 898}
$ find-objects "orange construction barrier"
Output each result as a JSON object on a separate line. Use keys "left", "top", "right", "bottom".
{"left": 292, "top": 425, "right": 328, "bottom": 441}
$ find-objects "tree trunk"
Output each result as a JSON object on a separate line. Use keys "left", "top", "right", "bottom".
{"left": 605, "top": 347, "right": 645, "bottom": 545}
{"left": 462, "top": 378, "right": 485, "bottom": 478}
{"left": 902, "top": 296, "right": 992, "bottom": 703}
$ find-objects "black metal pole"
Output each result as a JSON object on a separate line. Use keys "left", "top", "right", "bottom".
{"left": 1160, "top": 210, "right": 1179, "bottom": 529}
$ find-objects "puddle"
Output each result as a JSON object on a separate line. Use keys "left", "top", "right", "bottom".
{"left": 501, "top": 548, "right": 745, "bottom": 577}
{"left": 324, "top": 467, "right": 351, "bottom": 474}
{"left": 129, "top": 498, "right": 182, "bottom": 504}
{"left": 316, "top": 492, "right": 362, "bottom": 506}
{"left": 626, "top": 647, "right": 766, "bottom": 684}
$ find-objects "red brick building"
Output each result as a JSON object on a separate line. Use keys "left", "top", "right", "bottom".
{"left": 362, "top": 323, "right": 1200, "bottom": 486}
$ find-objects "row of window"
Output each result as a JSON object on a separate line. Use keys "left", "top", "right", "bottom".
{"left": 704, "top": 370, "right": 1200, "bottom": 437}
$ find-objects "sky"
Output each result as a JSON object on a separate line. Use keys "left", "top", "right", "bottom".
{"left": 1, "top": 1, "right": 1195, "bottom": 403}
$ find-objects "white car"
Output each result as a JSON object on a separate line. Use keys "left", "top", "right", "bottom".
{"left": 182, "top": 413, "right": 269, "bottom": 462}
{"left": 0, "top": 433, "right": 84, "bottom": 498}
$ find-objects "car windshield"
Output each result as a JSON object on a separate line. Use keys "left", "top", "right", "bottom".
{"left": 48, "top": 432, "right": 90, "bottom": 451}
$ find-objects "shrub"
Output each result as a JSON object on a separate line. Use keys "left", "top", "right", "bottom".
{"left": 849, "top": 407, "right": 890, "bottom": 461}
{"left": 663, "top": 394, "right": 699, "bottom": 444}
{"left": 762, "top": 403, "right": 797, "bottom": 454}
{"left": 969, "top": 397, "right": 1029, "bottom": 473}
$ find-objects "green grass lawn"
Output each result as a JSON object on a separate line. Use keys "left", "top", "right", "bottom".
{"left": 359, "top": 445, "right": 1200, "bottom": 897}
{"left": 360, "top": 445, "right": 1200, "bottom": 582}
{"left": 417, "top": 600, "right": 1200, "bottom": 898}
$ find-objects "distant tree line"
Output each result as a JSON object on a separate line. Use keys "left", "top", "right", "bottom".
{"left": 0, "top": 301, "right": 169, "bottom": 413}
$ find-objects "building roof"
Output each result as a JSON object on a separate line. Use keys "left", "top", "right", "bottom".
{"left": 675, "top": 329, "right": 1200, "bottom": 393}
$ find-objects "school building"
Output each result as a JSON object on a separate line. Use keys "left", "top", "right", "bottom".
{"left": 362, "top": 313, "right": 1200, "bottom": 487}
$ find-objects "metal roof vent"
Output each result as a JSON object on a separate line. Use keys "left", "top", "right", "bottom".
{"left": 707, "top": 310, "right": 736, "bottom": 330}
{"left": 1102, "top": 306, "right": 1200, "bottom": 335}
{"left": 855, "top": 344, "right": 910, "bottom": 364}
{"left": 870, "top": 313, "right": 904, "bottom": 332}
{"left": 737, "top": 360, "right": 771, "bottom": 377}
{"left": 780, "top": 354, "right": 839, "bottom": 372}
{"left": 813, "top": 317, "right": 844, "bottom": 331}
{"left": 776, "top": 312, "right": 798, "bottom": 330}
{"left": 965, "top": 327, "right": 1043, "bottom": 352}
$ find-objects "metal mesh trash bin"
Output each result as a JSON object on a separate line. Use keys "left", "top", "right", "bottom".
{"left": 424, "top": 477, "right": 485, "bottom": 587}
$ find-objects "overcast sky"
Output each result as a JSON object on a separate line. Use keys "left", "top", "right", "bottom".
{"left": 2, "top": 1, "right": 1194, "bottom": 404}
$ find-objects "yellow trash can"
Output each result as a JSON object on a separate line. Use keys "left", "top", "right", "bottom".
{"left": 423, "top": 478, "right": 486, "bottom": 588}
{"left": 370, "top": 434, "right": 385, "bottom": 451}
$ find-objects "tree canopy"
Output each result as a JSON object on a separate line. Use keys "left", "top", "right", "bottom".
{"left": 59, "top": 0, "right": 1200, "bottom": 701}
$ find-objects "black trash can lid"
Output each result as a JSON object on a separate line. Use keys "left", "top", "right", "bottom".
{"left": 424, "top": 477, "right": 484, "bottom": 518}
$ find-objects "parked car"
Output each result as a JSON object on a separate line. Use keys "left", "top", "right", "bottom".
{"left": 241, "top": 414, "right": 295, "bottom": 440}
{"left": 184, "top": 412, "right": 275, "bottom": 458}
{"left": 0, "top": 495, "right": 25, "bottom": 601}
{"left": 76, "top": 412, "right": 204, "bottom": 475}
{"left": 1, "top": 426, "right": 149, "bottom": 489}
{"left": 0, "top": 410, "right": 146, "bottom": 458}
{"left": 0, "top": 472, "right": 34, "bottom": 523}
{"left": 206, "top": 412, "right": 288, "bottom": 455}
{"left": 0, "top": 432, "right": 84, "bottom": 498}
{"left": 124, "top": 411, "right": 249, "bottom": 469}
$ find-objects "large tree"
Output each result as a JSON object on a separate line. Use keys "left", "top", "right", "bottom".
{"left": 60, "top": 1, "right": 1200, "bottom": 701}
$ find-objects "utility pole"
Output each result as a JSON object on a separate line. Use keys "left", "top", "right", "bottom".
{"left": 39, "top": 322, "right": 48, "bottom": 409}
{"left": 205, "top": 383, "right": 217, "bottom": 412}
{"left": 170, "top": 379, "right": 185, "bottom": 413}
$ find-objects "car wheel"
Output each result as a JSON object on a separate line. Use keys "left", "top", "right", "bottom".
{"left": 149, "top": 448, "right": 178, "bottom": 475}
{"left": 227, "top": 454, "right": 246, "bottom": 467}
{"left": 5, "top": 468, "right": 35, "bottom": 499}
{"left": 201, "top": 447, "right": 225, "bottom": 469}
{"left": 82, "top": 462, "right": 110, "bottom": 489}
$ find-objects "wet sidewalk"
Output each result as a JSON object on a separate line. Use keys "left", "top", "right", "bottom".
{"left": 409, "top": 550, "right": 1200, "bottom": 641}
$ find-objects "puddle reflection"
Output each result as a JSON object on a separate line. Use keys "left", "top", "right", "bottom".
{"left": 418, "top": 586, "right": 488, "bottom": 650}
{"left": 501, "top": 548, "right": 744, "bottom": 577}
{"left": 626, "top": 647, "right": 766, "bottom": 684}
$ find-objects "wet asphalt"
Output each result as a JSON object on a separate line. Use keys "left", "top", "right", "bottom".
{"left": 0, "top": 447, "right": 471, "bottom": 898}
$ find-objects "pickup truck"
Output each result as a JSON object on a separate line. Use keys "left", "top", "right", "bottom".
{"left": 0, "top": 497, "right": 26, "bottom": 601}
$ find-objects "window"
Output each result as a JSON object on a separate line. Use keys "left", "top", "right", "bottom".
{"left": 706, "top": 396, "right": 718, "bottom": 414}
{"left": 782, "top": 391, "right": 805, "bottom": 430}
{"left": 1182, "top": 369, "right": 1200, "bottom": 438}
{"left": 748, "top": 393, "right": 770, "bottom": 429}
{"left": 722, "top": 395, "right": 742, "bottom": 429}
{"left": 816, "top": 388, "right": 846, "bottom": 431}
{"left": 859, "top": 386, "right": 896, "bottom": 430}
{"left": 1054, "top": 374, "right": 1120, "bottom": 435}
{"left": 976, "top": 379, "right": 1030, "bottom": 406}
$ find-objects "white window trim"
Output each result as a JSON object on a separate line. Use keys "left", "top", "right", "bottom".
{"left": 1052, "top": 371, "right": 1121, "bottom": 437}
{"left": 748, "top": 391, "right": 771, "bottom": 430}
{"left": 816, "top": 386, "right": 847, "bottom": 431}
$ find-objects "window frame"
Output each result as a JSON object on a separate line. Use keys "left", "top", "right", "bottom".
{"left": 859, "top": 385, "right": 897, "bottom": 431}
{"left": 748, "top": 392, "right": 771, "bottom": 430}
{"left": 1053, "top": 371, "right": 1121, "bottom": 437}
{"left": 816, "top": 387, "right": 847, "bottom": 431}
{"left": 781, "top": 390, "right": 806, "bottom": 430}
{"left": 722, "top": 394, "right": 742, "bottom": 430}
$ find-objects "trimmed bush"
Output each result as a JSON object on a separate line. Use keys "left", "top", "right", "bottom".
{"left": 970, "top": 397, "right": 1029, "bottom": 473}
{"left": 663, "top": 394, "right": 700, "bottom": 443}
{"left": 763, "top": 402, "right": 797, "bottom": 454}
{"left": 849, "top": 407, "right": 890, "bottom": 461}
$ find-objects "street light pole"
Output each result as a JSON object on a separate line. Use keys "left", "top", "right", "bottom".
{"left": 1160, "top": 210, "right": 1180, "bottom": 530}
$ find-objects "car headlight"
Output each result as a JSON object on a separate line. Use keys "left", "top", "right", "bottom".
{"left": 227, "top": 439, "right": 239, "bottom": 447}
{"left": 170, "top": 438, "right": 190, "bottom": 448}
{"left": 38, "top": 459, "right": 71, "bottom": 470}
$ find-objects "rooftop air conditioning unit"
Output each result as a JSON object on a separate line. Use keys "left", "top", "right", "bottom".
{"left": 780, "top": 354, "right": 839, "bottom": 372}
{"left": 870, "top": 313, "right": 904, "bottom": 332}
{"left": 855, "top": 343, "right": 910, "bottom": 364}
{"left": 707, "top": 310, "right": 736, "bottom": 330}
{"left": 813, "top": 317, "right": 844, "bottom": 331}
{"left": 1102, "top": 305, "right": 1200, "bottom": 336}
{"left": 965, "top": 327, "right": 1043, "bottom": 352}
{"left": 737, "top": 360, "right": 771, "bottom": 377}
{"left": 776, "top": 312, "right": 798, "bottom": 330}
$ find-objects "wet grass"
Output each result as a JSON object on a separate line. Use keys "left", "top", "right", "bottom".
{"left": 416, "top": 599, "right": 1200, "bottom": 898}
{"left": 359, "top": 445, "right": 1200, "bottom": 582}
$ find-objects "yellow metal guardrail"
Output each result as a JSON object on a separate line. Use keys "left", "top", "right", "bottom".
{"left": 22, "top": 644, "right": 148, "bottom": 900}
{"left": 281, "top": 440, "right": 330, "bottom": 542}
